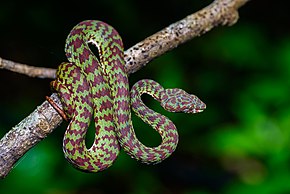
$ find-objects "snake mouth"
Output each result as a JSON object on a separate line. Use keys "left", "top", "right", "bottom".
{"left": 195, "top": 109, "right": 204, "bottom": 113}
{"left": 193, "top": 108, "right": 205, "bottom": 114}
{"left": 183, "top": 107, "right": 205, "bottom": 114}
{"left": 191, "top": 103, "right": 206, "bottom": 114}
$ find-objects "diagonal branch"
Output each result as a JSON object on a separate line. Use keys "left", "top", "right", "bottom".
{"left": 0, "top": 0, "right": 250, "bottom": 179}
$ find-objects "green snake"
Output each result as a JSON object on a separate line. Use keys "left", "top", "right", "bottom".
{"left": 50, "top": 20, "right": 206, "bottom": 172}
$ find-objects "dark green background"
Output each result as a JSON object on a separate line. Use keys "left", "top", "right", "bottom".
{"left": 1, "top": 0, "right": 290, "bottom": 194}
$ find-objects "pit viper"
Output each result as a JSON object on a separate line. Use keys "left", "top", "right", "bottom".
{"left": 50, "top": 20, "right": 206, "bottom": 172}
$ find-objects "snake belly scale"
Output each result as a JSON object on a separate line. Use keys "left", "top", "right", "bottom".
{"left": 50, "top": 20, "right": 206, "bottom": 172}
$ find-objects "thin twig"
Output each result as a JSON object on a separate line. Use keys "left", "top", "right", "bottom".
{"left": 0, "top": 0, "right": 250, "bottom": 179}
{"left": 0, "top": 57, "right": 56, "bottom": 79}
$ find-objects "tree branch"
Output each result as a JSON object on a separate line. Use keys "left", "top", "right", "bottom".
{"left": 0, "top": 57, "right": 56, "bottom": 78}
{"left": 0, "top": 0, "right": 250, "bottom": 178}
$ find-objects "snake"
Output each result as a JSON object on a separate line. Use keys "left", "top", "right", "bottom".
{"left": 50, "top": 20, "right": 206, "bottom": 172}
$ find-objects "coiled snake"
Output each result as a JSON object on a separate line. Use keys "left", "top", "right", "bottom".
{"left": 49, "top": 20, "right": 206, "bottom": 172}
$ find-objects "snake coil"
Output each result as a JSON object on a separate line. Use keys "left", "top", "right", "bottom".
{"left": 50, "top": 20, "right": 206, "bottom": 172}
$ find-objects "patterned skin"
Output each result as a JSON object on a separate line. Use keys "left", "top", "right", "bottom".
{"left": 51, "top": 20, "right": 206, "bottom": 172}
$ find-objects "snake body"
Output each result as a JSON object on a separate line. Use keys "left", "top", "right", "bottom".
{"left": 51, "top": 20, "right": 206, "bottom": 172}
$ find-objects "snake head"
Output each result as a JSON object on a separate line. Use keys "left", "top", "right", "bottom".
{"left": 161, "top": 88, "right": 206, "bottom": 114}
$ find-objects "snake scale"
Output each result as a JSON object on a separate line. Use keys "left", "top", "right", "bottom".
{"left": 50, "top": 20, "right": 206, "bottom": 172}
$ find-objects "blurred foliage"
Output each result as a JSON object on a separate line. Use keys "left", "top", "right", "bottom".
{"left": 1, "top": 0, "right": 290, "bottom": 194}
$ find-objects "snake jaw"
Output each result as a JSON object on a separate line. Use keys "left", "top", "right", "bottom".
{"left": 190, "top": 97, "right": 206, "bottom": 114}
{"left": 183, "top": 105, "right": 206, "bottom": 114}
{"left": 184, "top": 104, "right": 206, "bottom": 114}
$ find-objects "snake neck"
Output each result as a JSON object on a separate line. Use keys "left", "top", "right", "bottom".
{"left": 131, "top": 79, "right": 165, "bottom": 100}
{"left": 128, "top": 79, "right": 178, "bottom": 164}
{"left": 130, "top": 79, "right": 168, "bottom": 127}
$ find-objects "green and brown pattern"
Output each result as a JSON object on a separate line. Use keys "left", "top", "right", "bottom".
{"left": 51, "top": 20, "right": 206, "bottom": 172}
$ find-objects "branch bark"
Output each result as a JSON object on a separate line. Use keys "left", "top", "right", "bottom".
{"left": 0, "top": 0, "right": 250, "bottom": 178}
